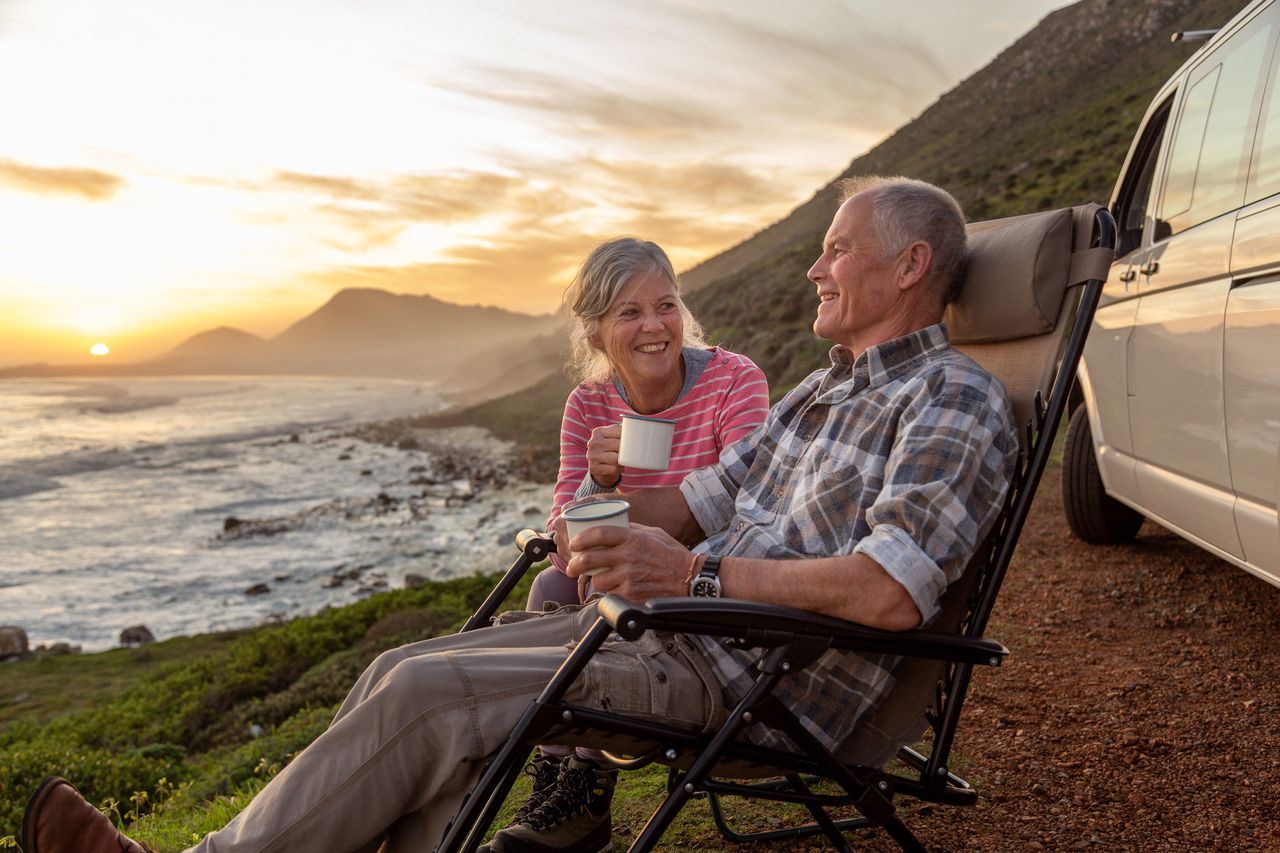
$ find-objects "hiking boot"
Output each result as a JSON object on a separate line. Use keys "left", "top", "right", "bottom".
{"left": 487, "top": 756, "right": 616, "bottom": 853}
{"left": 510, "top": 752, "right": 564, "bottom": 827}
{"left": 22, "top": 777, "right": 157, "bottom": 853}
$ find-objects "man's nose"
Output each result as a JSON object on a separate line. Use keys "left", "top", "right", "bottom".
{"left": 807, "top": 258, "right": 824, "bottom": 284}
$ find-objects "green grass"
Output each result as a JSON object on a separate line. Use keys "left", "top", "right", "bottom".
{"left": 0, "top": 569, "right": 537, "bottom": 848}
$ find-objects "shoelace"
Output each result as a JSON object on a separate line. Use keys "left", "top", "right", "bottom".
{"left": 510, "top": 756, "right": 563, "bottom": 825}
{"left": 523, "top": 764, "right": 598, "bottom": 831}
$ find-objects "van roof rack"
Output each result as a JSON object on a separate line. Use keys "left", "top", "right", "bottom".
{"left": 1171, "top": 29, "right": 1219, "bottom": 43}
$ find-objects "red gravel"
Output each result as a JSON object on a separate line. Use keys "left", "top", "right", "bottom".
{"left": 865, "top": 466, "right": 1280, "bottom": 852}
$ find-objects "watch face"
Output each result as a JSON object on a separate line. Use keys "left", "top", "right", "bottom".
{"left": 691, "top": 578, "right": 720, "bottom": 597}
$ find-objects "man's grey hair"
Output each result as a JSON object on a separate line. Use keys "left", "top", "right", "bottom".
{"left": 563, "top": 237, "right": 707, "bottom": 385}
{"left": 838, "top": 175, "right": 968, "bottom": 305}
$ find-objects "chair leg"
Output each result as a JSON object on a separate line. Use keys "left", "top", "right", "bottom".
{"left": 705, "top": 777, "right": 873, "bottom": 847}
{"left": 789, "top": 774, "right": 856, "bottom": 853}
{"left": 627, "top": 651, "right": 791, "bottom": 851}
{"left": 439, "top": 617, "right": 615, "bottom": 852}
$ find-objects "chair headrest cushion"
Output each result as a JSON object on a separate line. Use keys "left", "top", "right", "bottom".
{"left": 946, "top": 205, "right": 1102, "bottom": 345}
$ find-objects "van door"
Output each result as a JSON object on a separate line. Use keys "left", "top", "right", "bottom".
{"left": 1224, "top": 36, "right": 1280, "bottom": 585}
{"left": 1085, "top": 98, "right": 1171, "bottom": 501}
{"left": 1128, "top": 13, "right": 1276, "bottom": 558}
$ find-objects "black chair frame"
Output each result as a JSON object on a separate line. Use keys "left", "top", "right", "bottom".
{"left": 440, "top": 208, "right": 1117, "bottom": 852}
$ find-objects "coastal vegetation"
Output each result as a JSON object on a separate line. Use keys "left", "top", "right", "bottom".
{"left": 0, "top": 571, "right": 528, "bottom": 846}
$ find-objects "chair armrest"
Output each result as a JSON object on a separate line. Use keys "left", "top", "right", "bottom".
{"left": 459, "top": 530, "right": 556, "bottom": 633}
{"left": 596, "top": 595, "right": 1006, "bottom": 667}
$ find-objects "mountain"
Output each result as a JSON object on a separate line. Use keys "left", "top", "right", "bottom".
{"left": 157, "top": 326, "right": 270, "bottom": 373}
{"left": 0, "top": 289, "right": 561, "bottom": 390}
{"left": 450, "top": 0, "right": 1250, "bottom": 465}
{"left": 267, "top": 288, "right": 557, "bottom": 376}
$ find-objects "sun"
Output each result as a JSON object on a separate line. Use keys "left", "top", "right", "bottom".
{"left": 90, "top": 343, "right": 110, "bottom": 357}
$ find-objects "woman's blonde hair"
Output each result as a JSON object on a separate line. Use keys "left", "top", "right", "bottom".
{"left": 564, "top": 237, "right": 706, "bottom": 385}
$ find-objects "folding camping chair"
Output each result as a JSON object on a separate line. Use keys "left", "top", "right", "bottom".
{"left": 443, "top": 203, "right": 1117, "bottom": 852}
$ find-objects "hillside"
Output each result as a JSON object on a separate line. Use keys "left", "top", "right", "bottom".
{"left": 453, "top": 0, "right": 1249, "bottom": 462}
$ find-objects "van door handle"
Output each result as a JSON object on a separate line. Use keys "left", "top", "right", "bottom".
{"left": 1140, "top": 260, "right": 1160, "bottom": 276}
{"left": 1119, "top": 270, "right": 1137, "bottom": 283}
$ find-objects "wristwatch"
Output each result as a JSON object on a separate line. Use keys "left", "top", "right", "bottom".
{"left": 689, "top": 554, "right": 723, "bottom": 598}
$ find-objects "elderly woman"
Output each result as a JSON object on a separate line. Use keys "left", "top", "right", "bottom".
{"left": 487, "top": 238, "right": 769, "bottom": 852}
{"left": 527, "top": 236, "right": 770, "bottom": 611}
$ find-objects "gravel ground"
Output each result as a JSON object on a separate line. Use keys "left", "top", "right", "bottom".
{"left": 858, "top": 466, "right": 1280, "bottom": 852}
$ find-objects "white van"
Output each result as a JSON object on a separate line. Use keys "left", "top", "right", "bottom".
{"left": 1064, "top": 0, "right": 1280, "bottom": 589}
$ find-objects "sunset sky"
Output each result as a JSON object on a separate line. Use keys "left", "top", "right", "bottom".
{"left": 0, "top": 0, "right": 1065, "bottom": 366}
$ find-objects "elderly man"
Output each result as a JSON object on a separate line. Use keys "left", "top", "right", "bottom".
{"left": 22, "top": 176, "right": 1016, "bottom": 853}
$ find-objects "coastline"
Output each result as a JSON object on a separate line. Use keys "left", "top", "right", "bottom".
{"left": 0, "top": 383, "right": 555, "bottom": 653}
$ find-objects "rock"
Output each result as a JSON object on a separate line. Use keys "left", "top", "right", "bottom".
{"left": 397, "top": 437, "right": 420, "bottom": 450}
{"left": 0, "top": 626, "right": 29, "bottom": 659}
{"left": 120, "top": 625, "right": 155, "bottom": 646}
{"left": 360, "top": 469, "right": 373, "bottom": 476}
{"left": 44, "top": 642, "right": 80, "bottom": 656}
{"left": 244, "top": 583, "right": 270, "bottom": 596}
{"left": 338, "top": 453, "right": 352, "bottom": 461}
{"left": 223, "top": 516, "right": 244, "bottom": 532}
{"left": 288, "top": 433, "right": 301, "bottom": 443}
{"left": 404, "top": 573, "right": 428, "bottom": 588}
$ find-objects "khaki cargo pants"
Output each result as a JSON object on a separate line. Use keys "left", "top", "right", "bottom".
{"left": 188, "top": 602, "right": 725, "bottom": 853}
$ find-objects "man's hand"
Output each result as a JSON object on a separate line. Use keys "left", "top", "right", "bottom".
{"left": 584, "top": 424, "right": 623, "bottom": 488}
{"left": 564, "top": 523, "right": 690, "bottom": 601}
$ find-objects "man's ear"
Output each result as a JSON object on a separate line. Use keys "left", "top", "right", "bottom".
{"left": 897, "top": 241, "right": 933, "bottom": 292}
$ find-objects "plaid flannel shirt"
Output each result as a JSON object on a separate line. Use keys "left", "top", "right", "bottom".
{"left": 678, "top": 323, "right": 1018, "bottom": 752}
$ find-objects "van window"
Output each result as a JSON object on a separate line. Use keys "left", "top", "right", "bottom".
{"left": 1158, "top": 20, "right": 1273, "bottom": 236}
{"left": 1248, "top": 37, "right": 1280, "bottom": 201}
{"left": 1114, "top": 101, "right": 1169, "bottom": 257}
{"left": 1161, "top": 69, "right": 1217, "bottom": 227}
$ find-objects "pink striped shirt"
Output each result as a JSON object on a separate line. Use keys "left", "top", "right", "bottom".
{"left": 550, "top": 347, "right": 770, "bottom": 526}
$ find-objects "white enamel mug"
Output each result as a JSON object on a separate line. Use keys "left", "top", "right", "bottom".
{"left": 618, "top": 414, "right": 676, "bottom": 470}
{"left": 561, "top": 498, "right": 630, "bottom": 576}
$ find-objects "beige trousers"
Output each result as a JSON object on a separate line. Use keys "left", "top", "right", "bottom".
{"left": 187, "top": 603, "right": 724, "bottom": 853}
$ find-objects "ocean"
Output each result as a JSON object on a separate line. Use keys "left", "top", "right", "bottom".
{"left": 0, "top": 376, "right": 551, "bottom": 651}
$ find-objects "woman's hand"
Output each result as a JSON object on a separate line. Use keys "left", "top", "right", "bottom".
{"left": 585, "top": 423, "right": 623, "bottom": 488}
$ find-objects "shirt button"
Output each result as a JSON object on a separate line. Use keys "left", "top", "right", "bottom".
{"left": 734, "top": 521, "right": 744, "bottom": 532}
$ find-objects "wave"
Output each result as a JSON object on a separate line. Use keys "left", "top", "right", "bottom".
{"left": 0, "top": 418, "right": 341, "bottom": 502}
{"left": 80, "top": 394, "right": 180, "bottom": 415}
{"left": 0, "top": 474, "right": 62, "bottom": 500}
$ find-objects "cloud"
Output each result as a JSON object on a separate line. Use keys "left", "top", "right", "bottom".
{"left": 673, "top": 4, "right": 953, "bottom": 129}
{"left": 276, "top": 149, "right": 802, "bottom": 313}
{"left": 269, "top": 168, "right": 525, "bottom": 221}
{"left": 0, "top": 158, "right": 125, "bottom": 200}
{"left": 302, "top": 227, "right": 596, "bottom": 312}
{"left": 252, "top": 168, "right": 587, "bottom": 251}
{"left": 425, "top": 67, "right": 734, "bottom": 143}
{"left": 585, "top": 159, "right": 788, "bottom": 214}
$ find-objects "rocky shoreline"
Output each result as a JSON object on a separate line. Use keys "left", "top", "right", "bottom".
{"left": 5, "top": 416, "right": 553, "bottom": 657}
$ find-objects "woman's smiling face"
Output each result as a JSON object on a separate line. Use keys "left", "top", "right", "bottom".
{"left": 591, "top": 268, "right": 684, "bottom": 398}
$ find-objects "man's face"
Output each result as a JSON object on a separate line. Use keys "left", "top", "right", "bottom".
{"left": 806, "top": 193, "right": 902, "bottom": 351}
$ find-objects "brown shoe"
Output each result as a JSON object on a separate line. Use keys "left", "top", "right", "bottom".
{"left": 21, "top": 777, "right": 155, "bottom": 853}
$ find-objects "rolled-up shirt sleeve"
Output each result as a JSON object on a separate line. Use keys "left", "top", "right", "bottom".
{"left": 678, "top": 426, "right": 761, "bottom": 537}
{"left": 852, "top": 373, "right": 1017, "bottom": 624}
